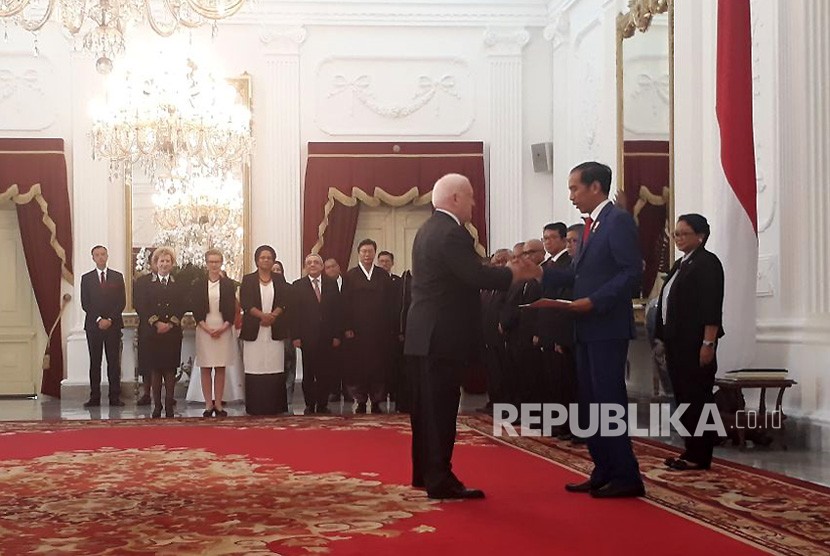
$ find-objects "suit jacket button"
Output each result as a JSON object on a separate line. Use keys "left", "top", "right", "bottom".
{"left": 575, "top": 274, "right": 580, "bottom": 280}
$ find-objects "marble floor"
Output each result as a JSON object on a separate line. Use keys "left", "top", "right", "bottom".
{"left": 1, "top": 386, "right": 828, "bottom": 488}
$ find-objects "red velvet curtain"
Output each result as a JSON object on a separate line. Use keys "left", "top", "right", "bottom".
{"left": 623, "top": 140, "right": 670, "bottom": 298}
{"left": 0, "top": 138, "right": 72, "bottom": 398}
{"left": 318, "top": 201, "right": 361, "bottom": 273}
{"left": 303, "top": 142, "right": 488, "bottom": 264}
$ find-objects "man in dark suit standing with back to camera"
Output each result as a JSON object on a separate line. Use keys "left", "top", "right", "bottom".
{"left": 534, "top": 161, "right": 645, "bottom": 498}
{"left": 81, "top": 245, "right": 126, "bottom": 407}
{"left": 405, "top": 173, "right": 524, "bottom": 500}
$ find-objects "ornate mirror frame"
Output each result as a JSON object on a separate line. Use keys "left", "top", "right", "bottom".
{"left": 616, "top": 0, "right": 674, "bottom": 300}
{"left": 123, "top": 73, "right": 253, "bottom": 318}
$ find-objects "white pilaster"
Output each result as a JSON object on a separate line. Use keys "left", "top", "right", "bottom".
{"left": 769, "top": 0, "right": 830, "bottom": 329}
{"left": 485, "top": 27, "right": 529, "bottom": 250}
{"left": 65, "top": 52, "right": 111, "bottom": 387}
{"left": 259, "top": 26, "right": 307, "bottom": 278}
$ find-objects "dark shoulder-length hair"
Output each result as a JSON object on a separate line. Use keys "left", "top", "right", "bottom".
{"left": 678, "top": 213, "right": 711, "bottom": 246}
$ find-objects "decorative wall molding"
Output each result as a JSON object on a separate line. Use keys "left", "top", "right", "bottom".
{"left": 756, "top": 317, "right": 830, "bottom": 346}
{"left": 0, "top": 54, "right": 58, "bottom": 131}
{"left": 622, "top": 55, "right": 670, "bottom": 137}
{"left": 756, "top": 254, "right": 777, "bottom": 297}
{"left": 259, "top": 26, "right": 308, "bottom": 55}
{"left": 750, "top": 0, "right": 778, "bottom": 235}
{"left": 543, "top": 9, "right": 570, "bottom": 51}
{"left": 315, "top": 57, "right": 474, "bottom": 136}
{"left": 233, "top": 1, "right": 549, "bottom": 28}
{"left": 483, "top": 27, "right": 531, "bottom": 56}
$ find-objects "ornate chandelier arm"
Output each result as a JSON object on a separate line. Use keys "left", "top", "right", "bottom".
{"left": 163, "top": 0, "right": 205, "bottom": 29}
{"left": 17, "top": 0, "right": 58, "bottom": 32}
{"left": 0, "top": 0, "right": 33, "bottom": 18}
{"left": 145, "top": 0, "right": 179, "bottom": 37}
{"left": 186, "top": 0, "right": 245, "bottom": 20}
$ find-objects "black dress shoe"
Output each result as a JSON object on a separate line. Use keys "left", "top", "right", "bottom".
{"left": 428, "top": 488, "right": 485, "bottom": 500}
{"left": 668, "top": 459, "right": 708, "bottom": 471}
{"left": 565, "top": 479, "right": 603, "bottom": 493}
{"left": 303, "top": 405, "right": 315, "bottom": 415}
{"left": 214, "top": 408, "right": 228, "bottom": 418}
{"left": 165, "top": 408, "right": 175, "bottom": 418}
{"left": 355, "top": 403, "right": 367, "bottom": 414}
{"left": 590, "top": 482, "right": 645, "bottom": 499}
{"left": 203, "top": 408, "right": 215, "bottom": 418}
{"left": 83, "top": 399, "right": 101, "bottom": 408}
{"left": 316, "top": 405, "right": 331, "bottom": 414}
{"left": 109, "top": 399, "right": 125, "bottom": 407}
{"left": 136, "top": 395, "right": 151, "bottom": 406}
{"left": 152, "top": 408, "right": 162, "bottom": 419}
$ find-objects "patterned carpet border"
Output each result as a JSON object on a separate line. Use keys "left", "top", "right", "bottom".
{"left": 459, "top": 414, "right": 830, "bottom": 556}
{"left": 3, "top": 414, "right": 829, "bottom": 555}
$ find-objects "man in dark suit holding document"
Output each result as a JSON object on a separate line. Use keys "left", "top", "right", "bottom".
{"left": 530, "top": 161, "right": 645, "bottom": 498}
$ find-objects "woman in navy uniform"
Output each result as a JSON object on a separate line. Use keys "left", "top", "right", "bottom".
{"left": 134, "top": 246, "right": 186, "bottom": 418}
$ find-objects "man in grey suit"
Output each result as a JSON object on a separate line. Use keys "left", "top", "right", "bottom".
{"left": 405, "top": 173, "right": 524, "bottom": 500}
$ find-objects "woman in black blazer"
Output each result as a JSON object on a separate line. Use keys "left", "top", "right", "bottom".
{"left": 655, "top": 214, "right": 725, "bottom": 470}
{"left": 239, "top": 245, "right": 292, "bottom": 415}
{"left": 191, "top": 249, "right": 237, "bottom": 417}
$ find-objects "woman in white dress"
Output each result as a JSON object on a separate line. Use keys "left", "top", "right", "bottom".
{"left": 239, "top": 245, "right": 291, "bottom": 415}
{"left": 192, "top": 249, "right": 237, "bottom": 417}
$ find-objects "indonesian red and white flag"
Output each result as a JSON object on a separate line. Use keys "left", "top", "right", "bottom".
{"left": 708, "top": 0, "right": 758, "bottom": 371}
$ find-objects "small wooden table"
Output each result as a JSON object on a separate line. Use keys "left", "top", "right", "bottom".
{"left": 714, "top": 378, "right": 797, "bottom": 450}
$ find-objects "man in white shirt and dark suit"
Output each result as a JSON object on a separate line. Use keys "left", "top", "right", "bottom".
{"left": 80, "top": 245, "right": 126, "bottom": 407}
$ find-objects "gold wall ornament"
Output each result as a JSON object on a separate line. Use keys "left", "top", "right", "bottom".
{"left": 0, "top": 0, "right": 248, "bottom": 74}
{"left": 616, "top": 0, "right": 674, "bottom": 300}
{"left": 617, "top": 0, "right": 671, "bottom": 39}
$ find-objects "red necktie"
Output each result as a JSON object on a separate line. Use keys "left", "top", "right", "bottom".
{"left": 313, "top": 278, "right": 321, "bottom": 302}
{"left": 582, "top": 217, "right": 593, "bottom": 245}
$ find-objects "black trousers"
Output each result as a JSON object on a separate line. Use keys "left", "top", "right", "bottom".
{"left": 409, "top": 356, "right": 464, "bottom": 494}
{"left": 665, "top": 340, "right": 718, "bottom": 467}
{"left": 301, "top": 345, "right": 333, "bottom": 409}
{"left": 483, "top": 340, "right": 508, "bottom": 405}
{"left": 86, "top": 328, "right": 122, "bottom": 400}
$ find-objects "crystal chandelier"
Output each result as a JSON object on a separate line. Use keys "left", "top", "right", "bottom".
{"left": 147, "top": 168, "right": 244, "bottom": 280}
{"left": 89, "top": 56, "right": 253, "bottom": 179}
{"left": 0, "top": 0, "right": 247, "bottom": 73}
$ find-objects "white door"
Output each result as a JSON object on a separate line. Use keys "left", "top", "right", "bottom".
{"left": 0, "top": 202, "right": 44, "bottom": 395}
{"left": 349, "top": 204, "right": 432, "bottom": 272}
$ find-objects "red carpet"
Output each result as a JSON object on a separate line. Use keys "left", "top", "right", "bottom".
{"left": 0, "top": 416, "right": 814, "bottom": 555}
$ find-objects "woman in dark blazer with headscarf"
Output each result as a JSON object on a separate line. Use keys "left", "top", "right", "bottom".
{"left": 655, "top": 214, "right": 725, "bottom": 471}
{"left": 240, "top": 245, "right": 292, "bottom": 415}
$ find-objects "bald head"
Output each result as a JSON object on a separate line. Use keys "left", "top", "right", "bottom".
{"left": 524, "top": 239, "right": 545, "bottom": 265}
{"left": 432, "top": 173, "right": 475, "bottom": 224}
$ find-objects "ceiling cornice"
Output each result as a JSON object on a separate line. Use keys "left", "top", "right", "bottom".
{"left": 225, "top": 0, "right": 550, "bottom": 27}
